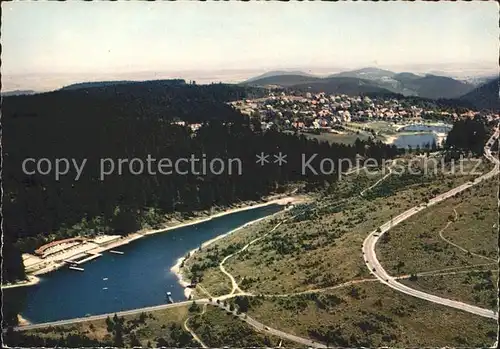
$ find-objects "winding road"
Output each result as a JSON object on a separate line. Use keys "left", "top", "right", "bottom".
{"left": 363, "top": 126, "right": 499, "bottom": 320}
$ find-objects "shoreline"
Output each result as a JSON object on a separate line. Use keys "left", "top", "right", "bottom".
{"left": 140, "top": 195, "right": 298, "bottom": 237}
{"left": 170, "top": 196, "right": 307, "bottom": 300}
{"left": 383, "top": 131, "right": 447, "bottom": 146}
{"left": 170, "top": 212, "right": 280, "bottom": 300}
{"left": 1, "top": 275, "right": 41, "bottom": 290}
{"left": 17, "top": 314, "right": 32, "bottom": 327}
{"left": 5, "top": 194, "right": 301, "bottom": 289}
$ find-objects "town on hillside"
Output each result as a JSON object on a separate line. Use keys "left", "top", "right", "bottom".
{"left": 230, "top": 91, "right": 499, "bottom": 133}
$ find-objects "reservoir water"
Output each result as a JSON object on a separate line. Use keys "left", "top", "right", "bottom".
{"left": 393, "top": 133, "right": 439, "bottom": 149}
{"left": 393, "top": 124, "right": 452, "bottom": 149}
{"left": 4, "top": 204, "right": 284, "bottom": 324}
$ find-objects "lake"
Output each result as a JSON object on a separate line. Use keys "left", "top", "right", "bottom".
{"left": 393, "top": 124, "right": 451, "bottom": 149}
{"left": 3, "top": 204, "right": 284, "bottom": 324}
{"left": 393, "top": 133, "right": 439, "bottom": 149}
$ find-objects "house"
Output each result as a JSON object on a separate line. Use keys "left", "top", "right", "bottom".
{"left": 189, "top": 123, "right": 202, "bottom": 132}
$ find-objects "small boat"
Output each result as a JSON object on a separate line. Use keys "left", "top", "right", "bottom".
{"left": 103, "top": 277, "right": 108, "bottom": 281}
{"left": 166, "top": 291, "right": 173, "bottom": 304}
{"left": 103, "top": 287, "right": 108, "bottom": 290}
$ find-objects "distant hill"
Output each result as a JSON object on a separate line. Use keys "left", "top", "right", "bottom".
{"left": 396, "top": 74, "right": 474, "bottom": 99}
{"left": 243, "top": 74, "right": 322, "bottom": 87}
{"left": 459, "top": 77, "right": 499, "bottom": 111}
{"left": 458, "top": 74, "right": 498, "bottom": 87}
{"left": 392, "top": 72, "right": 423, "bottom": 81}
{"left": 243, "top": 70, "right": 317, "bottom": 84}
{"left": 59, "top": 80, "right": 183, "bottom": 91}
{"left": 291, "top": 77, "right": 394, "bottom": 96}
{"left": 244, "top": 72, "right": 400, "bottom": 96}
{"left": 330, "top": 68, "right": 475, "bottom": 99}
{"left": 329, "top": 67, "right": 396, "bottom": 80}
{"left": 4, "top": 80, "right": 267, "bottom": 124}
{"left": 244, "top": 67, "right": 476, "bottom": 99}
{"left": 1, "top": 90, "right": 37, "bottom": 97}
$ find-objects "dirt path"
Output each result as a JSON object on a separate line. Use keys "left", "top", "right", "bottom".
{"left": 438, "top": 207, "right": 496, "bottom": 262}
{"left": 183, "top": 303, "right": 208, "bottom": 348}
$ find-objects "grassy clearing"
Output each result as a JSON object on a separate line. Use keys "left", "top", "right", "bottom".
{"left": 401, "top": 270, "right": 498, "bottom": 310}
{"left": 188, "top": 304, "right": 302, "bottom": 348}
{"left": 299, "top": 131, "right": 372, "bottom": 145}
{"left": 188, "top": 157, "right": 485, "bottom": 296}
{"left": 347, "top": 121, "right": 398, "bottom": 134}
{"left": 187, "top": 171, "right": 387, "bottom": 296}
{"left": 183, "top": 215, "right": 288, "bottom": 297}
{"left": 377, "top": 176, "right": 498, "bottom": 277}
{"left": 224, "top": 160, "right": 487, "bottom": 295}
{"left": 442, "top": 179, "right": 498, "bottom": 259}
{"left": 243, "top": 282, "right": 497, "bottom": 348}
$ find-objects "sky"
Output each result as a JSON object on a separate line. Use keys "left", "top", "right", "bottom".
{"left": 1, "top": 1, "right": 498, "bottom": 91}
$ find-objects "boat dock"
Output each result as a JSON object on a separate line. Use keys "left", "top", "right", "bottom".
{"left": 109, "top": 250, "right": 124, "bottom": 255}
{"left": 75, "top": 253, "right": 102, "bottom": 264}
{"left": 69, "top": 266, "right": 84, "bottom": 272}
{"left": 63, "top": 259, "right": 78, "bottom": 266}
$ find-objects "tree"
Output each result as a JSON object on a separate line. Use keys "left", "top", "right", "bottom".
{"left": 263, "top": 336, "right": 272, "bottom": 346}
{"left": 156, "top": 337, "right": 168, "bottom": 347}
{"left": 395, "top": 261, "right": 405, "bottom": 273}
{"left": 113, "top": 324, "right": 124, "bottom": 348}
{"left": 189, "top": 301, "right": 200, "bottom": 313}
{"left": 431, "top": 139, "right": 437, "bottom": 151}
{"left": 105, "top": 316, "right": 113, "bottom": 333}
{"left": 129, "top": 332, "right": 141, "bottom": 347}
{"left": 234, "top": 296, "right": 250, "bottom": 312}
{"left": 381, "top": 231, "right": 390, "bottom": 243}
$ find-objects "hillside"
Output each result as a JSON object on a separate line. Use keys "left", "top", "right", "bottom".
{"left": 329, "top": 67, "right": 396, "bottom": 80}
{"left": 397, "top": 74, "right": 474, "bottom": 99}
{"left": 1, "top": 90, "right": 37, "bottom": 96}
{"left": 244, "top": 68, "right": 476, "bottom": 99}
{"left": 329, "top": 68, "right": 475, "bottom": 99}
{"left": 243, "top": 70, "right": 317, "bottom": 84}
{"left": 59, "top": 80, "right": 139, "bottom": 90}
{"left": 242, "top": 74, "right": 321, "bottom": 87}
{"left": 243, "top": 73, "right": 394, "bottom": 96}
{"left": 291, "top": 77, "right": 395, "bottom": 96}
{"left": 459, "top": 77, "right": 499, "bottom": 111}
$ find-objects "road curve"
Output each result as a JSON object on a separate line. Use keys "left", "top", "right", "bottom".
{"left": 363, "top": 127, "right": 499, "bottom": 320}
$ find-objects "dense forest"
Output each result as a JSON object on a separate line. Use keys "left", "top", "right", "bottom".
{"left": 444, "top": 116, "right": 488, "bottom": 156}
{"left": 2, "top": 80, "right": 400, "bottom": 284}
